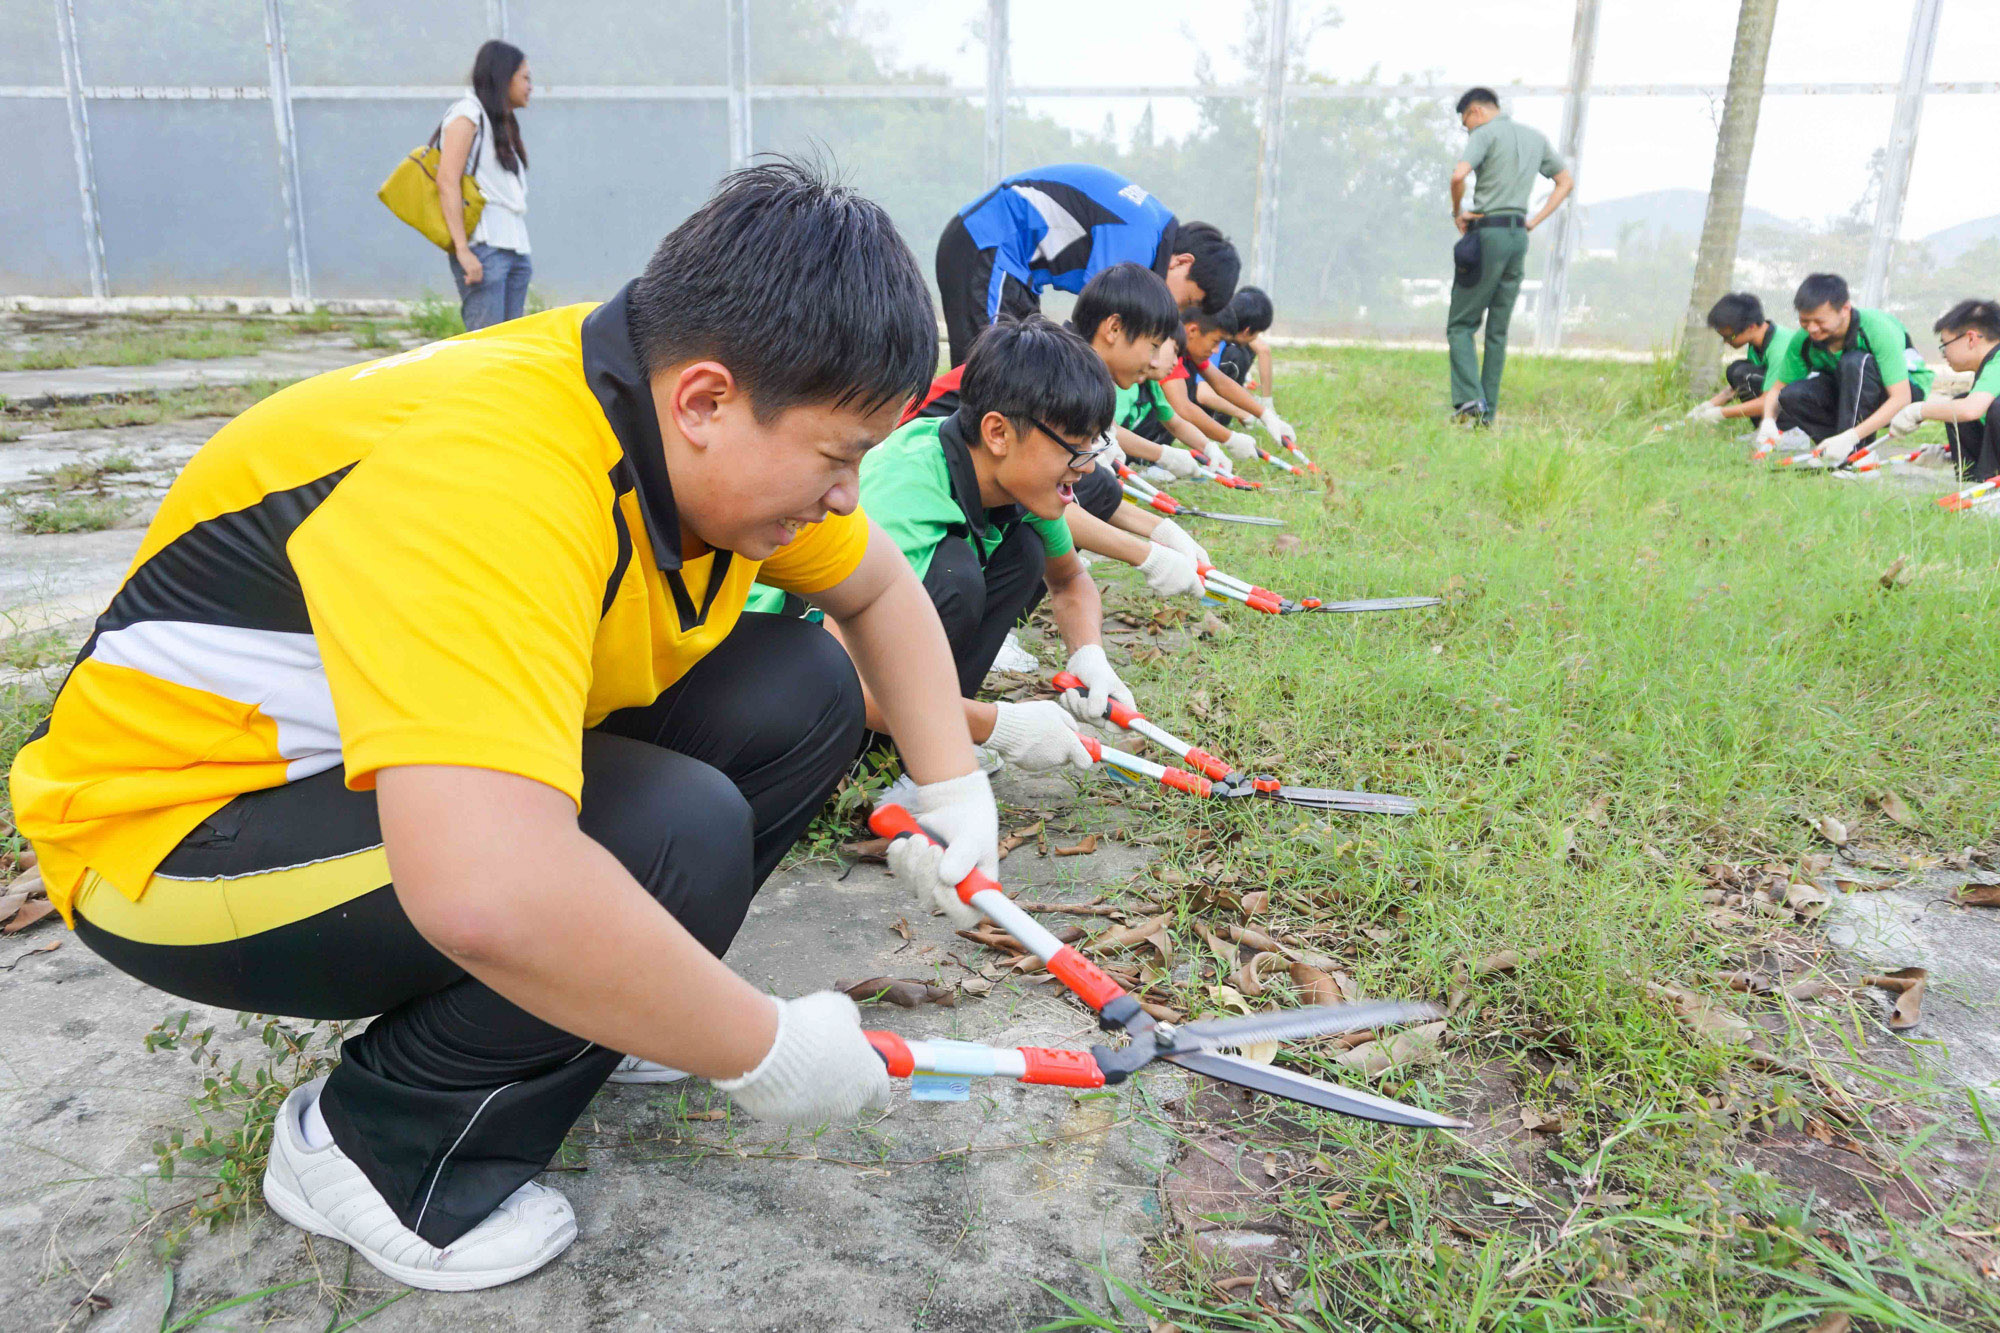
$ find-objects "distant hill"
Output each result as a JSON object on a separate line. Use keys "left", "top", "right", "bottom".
{"left": 1579, "top": 189, "right": 1798, "bottom": 251}
{"left": 1922, "top": 215, "right": 2000, "bottom": 264}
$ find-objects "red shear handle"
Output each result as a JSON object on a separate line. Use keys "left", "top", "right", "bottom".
{"left": 1245, "top": 592, "right": 1284, "bottom": 614}
{"left": 1181, "top": 747, "right": 1231, "bottom": 781}
{"left": 867, "top": 804, "right": 1003, "bottom": 906}
{"left": 1050, "top": 671, "right": 1141, "bottom": 727}
{"left": 1161, "top": 767, "right": 1212, "bottom": 797}
{"left": 1019, "top": 1047, "right": 1106, "bottom": 1089}
{"left": 1149, "top": 494, "right": 1179, "bottom": 514}
{"left": 1047, "top": 947, "right": 1129, "bottom": 1012}
{"left": 866, "top": 1030, "right": 914, "bottom": 1078}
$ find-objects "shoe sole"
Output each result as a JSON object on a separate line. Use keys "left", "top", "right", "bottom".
{"left": 605, "top": 1069, "right": 691, "bottom": 1086}
{"left": 263, "top": 1173, "right": 577, "bottom": 1293}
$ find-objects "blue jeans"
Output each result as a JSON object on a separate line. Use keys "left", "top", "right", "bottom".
{"left": 449, "top": 242, "right": 531, "bottom": 330}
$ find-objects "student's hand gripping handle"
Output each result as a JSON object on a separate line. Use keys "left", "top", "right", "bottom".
{"left": 868, "top": 805, "right": 1128, "bottom": 1014}
{"left": 1055, "top": 671, "right": 1232, "bottom": 782}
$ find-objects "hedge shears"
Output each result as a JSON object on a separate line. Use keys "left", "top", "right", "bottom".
{"left": 1051, "top": 672, "right": 1420, "bottom": 815}
{"left": 1199, "top": 564, "right": 1442, "bottom": 617}
{"left": 1118, "top": 467, "right": 1285, "bottom": 526}
{"left": 866, "top": 806, "right": 1463, "bottom": 1129}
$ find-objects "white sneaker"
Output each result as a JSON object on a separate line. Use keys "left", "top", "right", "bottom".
{"left": 991, "top": 632, "right": 1037, "bottom": 673}
{"left": 1142, "top": 464, "right": 1176, "bottom": 484}
{"left": 606, "top": 1055, "right": 690, "bottom": 1085}
{"left": 262, "top": 1078, "right": 577, "bottom": 1291}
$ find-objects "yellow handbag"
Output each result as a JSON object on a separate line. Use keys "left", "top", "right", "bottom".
{"left": 378, "top": 117, "right": 485, "bottom": 251}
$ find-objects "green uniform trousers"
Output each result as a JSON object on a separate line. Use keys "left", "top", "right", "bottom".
{"left": 1446, "top": 224, "right": 1531, "bottom": 416}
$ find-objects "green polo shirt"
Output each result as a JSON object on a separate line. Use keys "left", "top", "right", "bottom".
{"left": 857, "top": 412, "right": 1074, "bottom": 581}
{"left": 1116, "top": 380, "right": 1173, "bottom": 431}
{"left": 1775, "top": 307, "right": 1934, "bottom": 397}
{"left": 1462, "top": 115, "right": 1564, "bottom": 215}
{"left": 1972, "top": 347, "right": 2000, "bottom": 399}
{"left": 1745, "top": 323, "right": 1802, "bottom": 372}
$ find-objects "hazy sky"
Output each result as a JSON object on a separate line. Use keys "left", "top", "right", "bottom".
{"left": 855, "top": 0, "right": 1997, "bottom": 238}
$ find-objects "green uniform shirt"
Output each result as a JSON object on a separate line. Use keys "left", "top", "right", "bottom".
{"left": 857, "top": 411, "right": 1074, "bottom": 581}
{"left": 1115, "top": 380, "right": 1173, "bottom": 431}
{"left": 1746, "top": 323, "right": 1802, "bottom": 372}
{"left": 1462, "top": 115, "right": 1564, "bottom": 215}
{"left": 1972, "top": 347, "right": 2000, "bottom": 399}
{"left": 1774, "top": 307, "right": 1934, "bottom": 397}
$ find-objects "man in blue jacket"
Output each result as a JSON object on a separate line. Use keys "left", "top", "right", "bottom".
{"left": 937, "top": 163, "right": 1240, "bottom": 365}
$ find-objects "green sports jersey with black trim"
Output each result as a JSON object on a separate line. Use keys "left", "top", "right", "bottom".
{"left": 1775, "top": 307, "right": 1934, "bottom": 397}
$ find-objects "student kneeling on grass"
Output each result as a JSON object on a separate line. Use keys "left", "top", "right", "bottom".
{"left": 1687, "top": 291, "right": 1803, "bottom": 426}
{"left": 1209, "top": 285, "right": 1278, "bottom": 412}
{"left": 1162, "top": 306, "right": 1264, "bottom": 465}
{"left": 829, "top": 317, "right": 1202, "bottom": 774}
{"left": 1885, "top": 298, "right": 2000, "bottom": 481}
{"left": 1755, "top": 272, "right": 1933, "bottom": 462}
{"left": 7, "top": 161, "right": 1003, "bottom": 1293}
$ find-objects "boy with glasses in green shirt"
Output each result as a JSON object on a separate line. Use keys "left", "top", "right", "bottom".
{"left": 1886, "top": 298, "right": 2000, "bottom": 481}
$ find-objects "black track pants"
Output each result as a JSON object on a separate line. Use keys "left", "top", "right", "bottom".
{"left": 1945, "top": 393, "right": 2000, "bottom": 482}
{"left": 74, "top": 614, "right": 863, "bottom": 1247}
{"left": 921, "top": 529, "right": 1048, "bottom": 697}
{"left": 1725, "top": 358, "right": 1766, "bottom": 402}
{"left": 1072, "top": 463, "right": 1122, "bottom": 523}
{"left": 936, "top": 216, "right": 1039, "bottom": 368}
{"left": 1776, "top": 351, "right": 1922, "bottom": 444}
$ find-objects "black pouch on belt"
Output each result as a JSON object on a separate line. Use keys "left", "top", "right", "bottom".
{"left": 1452, "top": 230, "right": 1482, "bottom": 286}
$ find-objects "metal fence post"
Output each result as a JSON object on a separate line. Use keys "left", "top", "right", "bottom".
{"left": 263, "top": 0, "right": 312, "bottom": 303}
{"left": 726, "top": 0, "right": 751, "bottom": 170}
{"left": 1862, "top": 0, "right": 1942, "bottom": 307}
{"left": 53, "top": 0, "right": 107, "bottom": 298}
{"left": 1535, "top": 0, "right": 1598, "bottom": 351}
{"left": 1250, "top": 0, "right": 1288, "bottom": 291}
{"left": 485, "top": 0, "right": 509, "bottom": 39}
{"left": 984, "top": 0, "right": 1008, "bottom": 185}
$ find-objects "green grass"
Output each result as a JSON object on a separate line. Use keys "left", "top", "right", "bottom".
{"left": 0, "top": 317, "right": 278, "bottom": 372}
{"left": 9, "top": 493, "right": 126, "bottom": 534}
{"left": 1048, "top": 346, "right": 2000, "bottom": 1329}
{"left": 0, "top": 378, "right": 299, "bottom": 434}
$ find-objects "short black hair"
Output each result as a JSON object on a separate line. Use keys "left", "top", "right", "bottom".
{"left": 627, "top": 156, "right": 936, "bottom": 421}
{"left": 1456, "top": 87, "right": 1500, "bottom": 115}
{"left": 1071, "top": 262, "right": 1181, "bottom": 345}
{"left": 1174, "top": 222, "right": 1241, "bottom": 314}
{"left": 1706, "top": 292, "right": 1765, "bottom": 337}
{"left": 1793, "top": 272, "right": 1851, "bottom": 314}
{"left": 1180, "top": 303, "right": 1225, "bottom": 336}
{"left": 1934, "top": 298, "right": 2000, "bottom": 342}
{"left": 1220, "top": 285, "right": 1275, "bottom": 336}
{"left": 958, "top": 316, "right": 1115, "bottom": 443}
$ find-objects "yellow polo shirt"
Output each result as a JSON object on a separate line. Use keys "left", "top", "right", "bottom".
{"left": 10, "top": 290, "right": 869, "bottom": 924}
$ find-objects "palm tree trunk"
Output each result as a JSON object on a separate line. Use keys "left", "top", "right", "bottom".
{"left": 1680, "top": 0, "right": 1781, "bottom": 393}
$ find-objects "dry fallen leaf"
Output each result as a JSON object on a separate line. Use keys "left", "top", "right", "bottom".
{"left": 1783, "top": 881, "right": 1831, "bottom": 922}
{"left": 1578, "top": 794, "right": 1611, "bottom": 826}
{"left": 1240, "top": 890, "right": 1269, "bottom": 917}
{"left": 1225, "top": 924, "right": 1287, "bottom": 954}
{"left": 1232, "top": 951, "right": 1282, "bottom": 998}
{"left": 1289, "top": 960, "right": 1354, "bottom": 1005}
{"left": 1784, "top": 978, "right": 1845, "bottom": 1002}
{"left": 890, "top": 916, "right": 912, "bottom": 941}
{"left": 1647, "top": 982, "right": 1763, "bottom": 1049}
{"left": 1807, "top": 1312, "right": 1853, "bottom": 1333}
{"left": 1815, "top": 815, "right": 1850, "bottom": 846}
{"left": 1877, "top": 555, "right": 1908, "bottom": 589}
{"left": 1520, "top": 1106, "right": 1568, "bottom": 1135}
{"left": 1956, "top": 884, "right": 2000, "bottom": 907}
{"left": 1198, "top": 611, "right": 1230, "bottom": 640}
{"left": 1272, "top": 534, "right": 1304, "bottom": 556}
{"left": 1089, "top": 915, "right": 1172, "bottom": 954}
{"left": 1, "top": 899, "right": 56, "bottom": 934}
{"left": 1053, "top": 834, "right": 1100, "bottom": 858}
{"left": 840, "top": 837, "right": 891, "bottom": 863}
{"left": 959, "top": 976, "right": 994, "bottom": 997}
{"left": 1864, "top": 967, "right": 1928, "bottom": 1031}
{"left": 839, "top": 976, "right": 956, "bottom": 1009}
{"left": 1833, "top": 877, "right": 1893, "bottom": 894}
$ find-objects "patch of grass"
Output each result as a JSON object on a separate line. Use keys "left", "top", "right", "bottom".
{"left": 1052, "top": 344, "right": 2000, "bottom": 1327}
{"left": 1, "top": 377, "right": 299, "bottom": 433}
{"left": 0, "top": 627, "right": 75, "bottom": 671}
{"left": 405, "top": 290, "right": 464, "bottom": 341}
{"left": 9, "top": 493, "right": 126, "bottom": 533}
{"left": 348, "top": 319, "right": 398, "bottom": 350}
{"left": 0, "top": 317, "right": 277, "bottom": 372}
{"left": 791, "top": 748, "right": 902, "bottom": 865}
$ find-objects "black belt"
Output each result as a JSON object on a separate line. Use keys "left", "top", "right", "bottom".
{"left": 1474, "top": 214, "right": 1526, "bottom": 229}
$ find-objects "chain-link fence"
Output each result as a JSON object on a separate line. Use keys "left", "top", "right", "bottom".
{"left": 4, "top": 0, "right": 1995, "bottom": 351}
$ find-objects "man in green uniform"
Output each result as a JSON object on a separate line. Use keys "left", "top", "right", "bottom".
{"left": 1687, "top": 292, "right": 1804, "bottom": 425}
{"left": 1756, "top": 272, "right": 1933, "bottom": 463}
{"left": 1446, "top": 87, "right": 1573, "bottom": 424}
{"left": 1886, "top": 298, "right": 2000, "bottom": 480}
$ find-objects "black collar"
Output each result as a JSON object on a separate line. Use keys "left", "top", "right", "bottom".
{"left": 580, "top": 282, "right": 684, "bottom": 572}
{"left": 1755, "top": 325, "right": 1774, "bottom": 356}
{"left": 940, "top": 409, "right": 1026, "bottom": 538}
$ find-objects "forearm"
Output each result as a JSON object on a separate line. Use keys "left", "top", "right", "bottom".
{"left": 834, "top": 571, "right": 979, "bottom": 785}
{"left": 1165, "top": 384, "right": 1229, "bottom": 442}
{"left": 1116, "top": 425, "right": 1163, "bottom": 462}
{"left": 1855, "top": 384, "right": 1910, "bottom": 439}
{"left": 1707, "top": 387, "right": 1734, "bottom": 408}
{"left": 1066, "top": 503, "right": 1154, "bottom": 566}
{"left": 1929, "top": 393, "right": 1990, "bottom": 424}
{"left": 1450, "top": 175, "right": 1467, "bottom": 215}
{"left": 1047, "top": 570, "right": 1104, "bottom": 652}
{"left": 1720, "top": 398, "right": 1758, "bottom": 419}
{"left": 438, "top": 179, "right": 471, "bottom": 252}
{"left": 1202, "top": 365, "right": 1265, "bottom": 417}
{"left": 1108, "top": 503, "right": 1160, "bottom": 540}
{"left": 1165, "top": 414, "right": 1212, "bottom": 452}
{"left": 380, "top": 771, "right": 778, "bottom": 1081}
{"left": 821, "top": 617, "right": 996, "bottom": 742}
{"left": 1527, "top": 176, "right": 1573, "bottom": 230}
{"left": 1255, "top": 342, "right": 1274, "bottom": 396}
{"left": 1760, "top": 384, "right": 1787, "bottom": 422}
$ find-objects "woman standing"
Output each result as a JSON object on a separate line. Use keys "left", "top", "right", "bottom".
{"left": 437, "top": 41, "right": 532, "bottom": 330}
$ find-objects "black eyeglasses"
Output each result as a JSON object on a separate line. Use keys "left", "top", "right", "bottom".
{"left": 1940, "top": 330, "right": 1971, "bottom": 353}
{"left": 1027, "top": 419, "right": 1110, "bottom": 468}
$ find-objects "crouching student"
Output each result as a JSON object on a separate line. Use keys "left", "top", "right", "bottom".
{"left": 1687, "top": 292, "right": 1802, "bottom": 425}
{"left": 840, "top": 317, "right": 1192, "bottom": 772}
{"left": 1209, "top": 285, "right": 1277, "bottom": 406}
{"left": 1886, "top": 298, "right": 2000, "bottom": 481}
{"left": 8, "top": 162, "right": 1001, "bottom": 1292}
{"left": 1756, "top": 272, "right": 1932, "bottom": 462}
{"left": 1162, "top": 306, "right": 1263, "bottom": 465}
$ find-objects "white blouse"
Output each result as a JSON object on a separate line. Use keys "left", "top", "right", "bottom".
{"left": 443, "top": 94, "right": 530, "bottom": 254}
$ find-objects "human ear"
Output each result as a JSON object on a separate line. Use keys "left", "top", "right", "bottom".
{"left": 669, "top": 362, "right": 738, "bottom": 451}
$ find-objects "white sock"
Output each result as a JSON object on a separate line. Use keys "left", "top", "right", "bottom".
{"left": 299, "top": 1086, "right": 334, "bottom": 1150}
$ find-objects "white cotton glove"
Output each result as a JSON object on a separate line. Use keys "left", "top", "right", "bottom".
{"left": 1887, "top": 401, "right": 1927, "bottom": 439}
{"left": 1222, "top": 431, "right": 1258, "bottom": 463}
{"left": 1753, "top": 417, "right": 1781, "bottom": 447}
{"left": 1817, "top": 428, "right": 1862, "bottom": 464}
{"left": 1097, "top": 431, "right": 1127, "bottom": 471}
{"left": 1148, "top": 516, "right": 1210, "bottom": 567}
{"left": 1205, "top": 445, "right": 1236, "bottom": 476}
{"left": 985, "top": 700, "right": 1091, "bottom": 772}
{"left": 715, "top": 992, "right": 893, "bottom": 1124}
{"left": 1138, "top": 543, "right": 1206, "bottom": 600}
{"left": 1258, "top": 408, "right": 1296, "bottom": 446}
{"left": 1914, "top": 439, "right": 1948, "bottom": 465}
{"left": 1058, "top": 643, "right": 1136, "bottom": 727}
{"left": 1155, "top": 445, "right": 1201, "bottom": 480}
{"left": 881, "top": 770, "right": 998, "bottom": 929}
{"left": 1688, "top": 403, "right": 1726, "bottom": 425}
